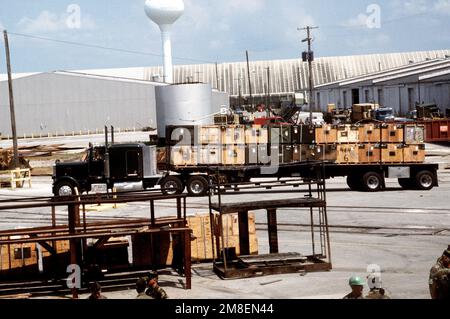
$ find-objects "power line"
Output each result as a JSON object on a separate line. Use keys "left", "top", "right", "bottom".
{"left": 5, "top": 31, "right": 217, "bottom": 65}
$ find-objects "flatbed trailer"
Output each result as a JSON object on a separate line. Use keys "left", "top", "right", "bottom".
{"left": 160, "top": 161, "right": 439, "bottom": 196}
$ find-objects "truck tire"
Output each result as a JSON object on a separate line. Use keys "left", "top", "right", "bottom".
{"left": 414, "top": 170, "right": 435, "bottom": 191}
{"left": 361, "top": 172, "right": 384, "bottom": 192}
{"left": 54, "top": 181, "right": 76, "bottom": 197}
{"left": 398, "top": 178, "right": 415, "bottom": 190}
{"left": 347, "top": 175, "right": 362, "bottom": 191}
{"left": 160, "top": 176, "right": 184, "bottom": 195}
{"left": 186, "top": 176, "right": 209, "bottom": 197}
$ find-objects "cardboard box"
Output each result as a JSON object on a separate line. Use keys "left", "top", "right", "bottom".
{"left": 258, "top": 127, "right": 269, "bottom": 144}
{"left": 245, "top": 125, "right": 266, "bottom": 144}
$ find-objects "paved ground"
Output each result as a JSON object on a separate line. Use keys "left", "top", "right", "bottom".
{"left": 0, "top": 134, "right": 449, "bottom": 299}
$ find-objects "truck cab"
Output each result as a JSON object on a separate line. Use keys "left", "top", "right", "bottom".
{"left": 52, "top": 144, "right": 161, "bottom": 196}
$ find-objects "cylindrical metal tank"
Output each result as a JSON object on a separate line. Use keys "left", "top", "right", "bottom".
{"left": 156, "top": 83, "right": 213, "bottom": 138}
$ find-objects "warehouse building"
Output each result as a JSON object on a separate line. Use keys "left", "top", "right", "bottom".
{"left": 314, "top": 58, "right": 450, "bottom": 115}
{"left": 1, "top": 49, "right": 449, "bottom": 137}
{"left": 0, "top": 71, "right": 229, "bottom": 138}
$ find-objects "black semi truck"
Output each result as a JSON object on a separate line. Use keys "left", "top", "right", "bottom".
{"left": 52, "top": 143, "right": 439, "bottom": 197}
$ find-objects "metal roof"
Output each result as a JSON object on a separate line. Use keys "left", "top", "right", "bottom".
{"left": 372, "top": 61, "right": 450, "bottom": 84}
{"left": 142, "top": 49, "right": 450, "bottom": 96}
{"left": 419, "top": 69, "right": 450, "bottom": 81}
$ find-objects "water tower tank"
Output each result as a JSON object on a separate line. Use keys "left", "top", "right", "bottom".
{"left": 145, "top": 0, "right": 184, "bottom": 84}
{"left": 155, "top": 83, "right": 214, "bottom": 138}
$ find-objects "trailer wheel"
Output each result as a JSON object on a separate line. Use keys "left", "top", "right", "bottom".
{"left": 361, "top": 172, "right": 384, "bottom": 192}
{"left": 160, "top": 176, "right": 184, "bottom": 195}
{"left": 414, "top": 170, "right": 435, "bottom": 191}
{"left": 398, "top": 178, "right": 415, "bottom": 190}
{"left": 186, "top": 176, "right": 209, "bottom": 197}
{"left": 54, "top": 181, "right": 76, "bottom": 197}
{"left": 347, "top": 175, "right": 362, "bottom": 191}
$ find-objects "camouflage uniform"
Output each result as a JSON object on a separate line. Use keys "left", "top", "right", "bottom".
{"left": 146, "top": 285, "right": 168, "bottom": 299}
{"left": 343, "top": 293, "right": 364, "bottom": 299}
{"left": 365, "top": 288, "right": 391, "bottom": 299}
{"left": 429, "top": 257, "right": 450, "bottom": 300}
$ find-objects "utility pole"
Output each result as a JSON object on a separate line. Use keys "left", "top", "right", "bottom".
{"left": 215, "top": 62, "right": 219, "bottom": 90}
{"left": 3, "top": 30, "right": 19, "bottom": 168}
{"left": 299, "top": 26, "right": 319, "bottom": 125}
{"left": 246, "top": 51, "right": 253, "bottom": 109}
{"left": 265, "top": 67, "right": 271, "bottom": 117}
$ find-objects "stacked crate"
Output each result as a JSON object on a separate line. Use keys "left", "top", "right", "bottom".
{"left": 166, "top": 122, "right": 426, "bottom": 166}
{"left": 199, "top": 126, "right": 222, "bottom": 165}
{"left": 221, "top": 125, "right": 246, "bottom": 165}
{"left": 402, "top": 124, "right": 426, "bottom": 163}
{"left": 167, "top": 125, "right": 197, "bottom": 166}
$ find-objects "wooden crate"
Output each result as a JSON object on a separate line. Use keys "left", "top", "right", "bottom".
{"left": 404, "top": 124, "right": 425, "bottom": 144}
{"left": 381, "top": 144, "right": 403, "bottom": 163}
{"left": 336, "top": 144, "right": 359, "bottom": 164}
{"left": 299, "top": 145, "right": 338, "bottom": 162}
{"left": 292, "top": 145, "right": 303, "bottom": 162}
{"left": 336, "top": 125, "right": 359, "bottom": 143}
{"left": 170, "top": 146, "right": 198, "bottom": 166}
{"left": 188, "top": 213, "right": 258, "bottom": 262}
{"left": 199, "top": 125, "right": 221, "bottom": 145}
{"left": 402, "top": 144, "right": 426, "bottom": 163}
{"left": 359, "top": 124, "right": 381, "bottom": 143}
{"left": 199, "top": 146, "right": 222, "bottom": 165}
{"left": 258, "top": 145, "right": 271, "bottom": 164}
{"left": 245, "top": 144, "right": 258, "bottom": 164}
{"left": 0, "top": 244, "right": 8, "bottom": 271}
{"left": 281, "top": 145, "right": 293, "bottom": 164}
{"left": 166, "top": 125, "right": 196, "bottom": 146}
{"left": 245, "top": 125, "right": 264, "bottom": 144}
{"left": 268, "top": 125, "right": 292, "bottom": 144}
{"left": 8, "top": 243, "right": 38, "bottom": 269}
{"left": 381, "top": 124, "right": 404, "bottom": 143}
{"left": 221, "top": 125, "right": 245, "bottom": 145}
{"left": 258, "top": 127, "right": 269, "bottom": 144}
{"left": 358, "top": 144, "right": 381, "bottom": 163}
{"left": 222, "top": 145, "right": 245, "bottom": 165}
{"left": 316, "top": 125, "right": 338, "bottom": 144}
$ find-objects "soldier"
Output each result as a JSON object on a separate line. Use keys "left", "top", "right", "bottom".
{"left": 87, "top": 282, "right": 107, "bottom": 300}
{"left": 343, "top": 276, "right": 365, "bottom": 299}
{"left": 364, "top": 272, "right": 391, "bottom": 299}
{"left": 429, "top": 246, "right": 450, "bottom": 300}
{"left": 136, "top": 278, "right": 153, "bottom": 299}
{"left": 145, "top": 271, "right": 168, "bottom": 300}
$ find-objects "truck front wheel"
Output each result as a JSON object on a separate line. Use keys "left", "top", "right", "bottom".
{"left": 54, "top": 181, "right": 76, "bottom": 197}
{"left": 361, "top": 172, "right": 384, "bottom": 192}
{"left": 186, "top": 176, "right": 209, "bottom": 197}
{"left": 160, "top": 176, "right": 184, "bottom": 195}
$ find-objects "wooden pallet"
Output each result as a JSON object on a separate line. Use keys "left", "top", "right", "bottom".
{"left": 0, "top": 169, "right": 32, "bottom": 190}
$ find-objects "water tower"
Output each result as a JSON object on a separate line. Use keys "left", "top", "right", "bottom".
{"left": 145, "top": 0, "right": 184, "bottom": 84}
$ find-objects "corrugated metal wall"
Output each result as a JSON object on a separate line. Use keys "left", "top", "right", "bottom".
{"left": 143, "top": 50, "right": 450, "bottom": 97}
{"left": 0, "top": 73, "right": 157, "bottom": 137}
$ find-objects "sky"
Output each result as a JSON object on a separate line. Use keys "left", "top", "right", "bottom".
{"left": 0, "top": 0, "right": 450, "bottom": 73}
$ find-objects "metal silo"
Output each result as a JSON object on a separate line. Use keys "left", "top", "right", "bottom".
{"left": 155, "top": 83, "right": 214, "bottom": 138}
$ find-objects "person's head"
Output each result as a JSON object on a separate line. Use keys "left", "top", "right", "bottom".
{"left": 136, "top": 278, "right": 147, "bottom": 294}
{"left": 349, "top": 276, "right": 365, "bottom": 296}
{"left": 147, "top": 271, "right": 159, "bottom": 288}
{"left": 442, "top": 246, "right": 450, "bottom": 266}
{"left": 90, "top": 282, "right": 102, "bottom": 299}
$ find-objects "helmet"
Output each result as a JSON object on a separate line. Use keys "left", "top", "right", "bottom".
{"left": 349, "top": 276, "right": 365, "bottom": 286}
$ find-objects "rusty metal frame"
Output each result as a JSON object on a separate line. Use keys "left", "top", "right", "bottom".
{"left": 0, "top": 190, "right": 191, "bottom": 297}
{"left": 207, "top": 163, "right": 332, "bottom": 279}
